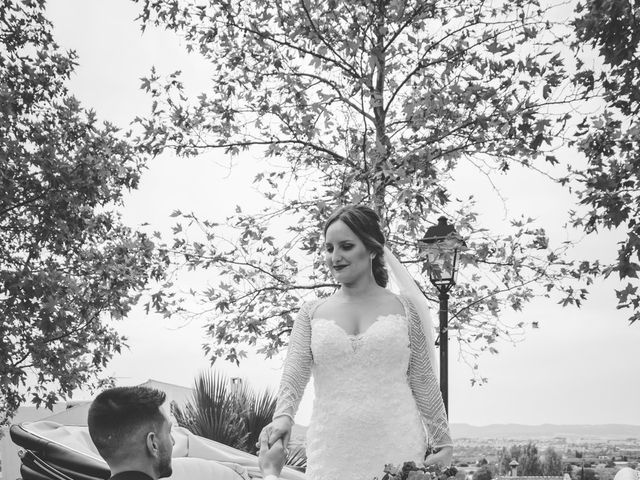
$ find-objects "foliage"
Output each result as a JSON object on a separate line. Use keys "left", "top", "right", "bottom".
{"left": 453, "top": 469, "right": 467, "bottom": 480}
{"left": 499, "top": 445, "right": 519, "bottom": 474}
{"left": 382, "top": 461, "right": 458, "bottom": 480}
{"left": 500, "top": 442, "right": 544, "bottom": 476}
{"left": 172, "top": 371, "right": 250, "bottom": 450}
{"left": 173, "top": 369, "right": 307, "bottom": 468}
{"left": 577, "top": 467, "right": 599, "bottom": 480}
{"left": 0, "top": 0, "right": 165, "bottom": 424}
{"left": 172, "top": 369, "right": 306, "bottom": 469}
{"left": 285, "top": 445, "right": 309, "bottom": 472}
{"left": 568, "top": 0, "right": 640, "bottom": 324}
{"left": 593, "top": 466, "right": 618, "bottom": 480}
{"left": 472, "top": 466, "right": 493, "bottom": 480}
{"left": 542, "top": 446, "right": 563, "bottom": 476}
{"left": 242, "top": 384, "right": 278, "bottom": 455}
{"left": 134, "top": 0, "right": 586, "bottom": 375}
{"left": 518, "top": 442, "right": 542, "bottom": 476}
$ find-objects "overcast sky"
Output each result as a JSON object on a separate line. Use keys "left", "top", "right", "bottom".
{"left": 46, "top": 0, "right": 640, "bottom": 426}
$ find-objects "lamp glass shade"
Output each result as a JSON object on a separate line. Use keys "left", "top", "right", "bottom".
{"left": 421, "top": 217, "right": 466, "bottom": 289}
{"left": 423, "top": 241, "right": 460, "bottom": 287}
{"left": 421, "top": 230, "right": 466, "bottom": 288}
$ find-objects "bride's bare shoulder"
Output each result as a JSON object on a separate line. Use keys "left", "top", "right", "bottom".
{"left": 379, "top": 289, "right": 406, "bottom": 315}
{"left": 309, "top": 294, "right": 340, "bottom": 319}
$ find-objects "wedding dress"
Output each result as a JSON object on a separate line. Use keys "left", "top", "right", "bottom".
{"left": 274, "top": 295, "right": 452, "bottom": 480}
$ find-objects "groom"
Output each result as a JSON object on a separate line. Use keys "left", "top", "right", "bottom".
{"left": 88, "top": 386, "right": 286, "bottom": 480}
{"left": 88, "top": 386, "right": 175, "bottom": 480}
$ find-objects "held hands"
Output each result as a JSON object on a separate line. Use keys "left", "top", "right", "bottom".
{"left": 423, "top": 446, "right": 453, "bottom": 469}
{"left": 258, "top": 416, "right": 293, "bottom": 449}
{"left": 258, "top": 437, "right": 287, "bottom": 478}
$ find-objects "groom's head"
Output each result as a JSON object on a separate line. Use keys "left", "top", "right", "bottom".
{"left": 88, "top": 386, "right": 174, "bottom": 479}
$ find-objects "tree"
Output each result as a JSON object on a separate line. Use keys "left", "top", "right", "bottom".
{"left": 567, "top": 0, "right": 640, "bottom": 324}
{"left": 518, "top": 442, "right": 543, "bottom": 476}
{"left": 454, "top": 469, "right": 467, "bottom": 480}
{"left": 0, "top": 0, "right": 166, "bottom": 423}
{"left": 500, "top": 445, "right": 522, "bottom": 475}
{"left": 172, "top": 370, "right": 307, "bottom": 469}
{"left": 542, "top": 446, "right": 563, "bottom": 476}
{"left": 500, "top": 443, "right": 545, "bottom": 476}
{"left": 577, "top": 468, "right": 598, "bottom": 480}
{"left": 134, "top": 0, "right": 585, "bottom": 372}
{"left": 473, "top": 466, "right": 493, "bottom": 480}
{"left": 594, "top": 466, "right": 617, "bottom": 480}
{"left": 566, "top": 463, "right": 575, "bottom": 477}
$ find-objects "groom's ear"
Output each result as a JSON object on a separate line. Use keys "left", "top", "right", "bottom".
{"left": 145, "top": 431, "right": 159, "bottom": 458}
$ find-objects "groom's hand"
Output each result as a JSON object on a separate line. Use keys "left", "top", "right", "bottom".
{"left": 259, "top": 437, "right": 287, "bottom": 478}
{"left": 258, "top": 416, "right": 293, "bottom": 449}
{"left": 424, "top": 446, "right": 453, "bottom": 468}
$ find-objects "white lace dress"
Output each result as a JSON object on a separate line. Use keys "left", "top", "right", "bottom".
{"left": 274, "top": 295, "right": 452, "bottom": 480}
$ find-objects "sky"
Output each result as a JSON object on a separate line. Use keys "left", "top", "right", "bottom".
{"left": 44, "top": 0, "right": 640, "bottom": 427}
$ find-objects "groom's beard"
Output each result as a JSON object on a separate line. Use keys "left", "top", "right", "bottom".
{"left": 157, "top": 448, "right": 173, "bottom": 478}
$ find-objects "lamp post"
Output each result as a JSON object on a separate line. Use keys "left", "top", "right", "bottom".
{"left": 419, "top": 216, "right": 466, "bottom": 416}
{"left": 230, "top": 377, "right": 243, "bottom": 397}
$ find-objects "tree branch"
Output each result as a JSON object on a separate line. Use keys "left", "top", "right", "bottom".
{"left": 451, "top": 275, "right": 546, "bottom": 321}
{"left": 383, "top": 1, "right": 436, "bottom": 52}
{"left": 0, "top": 192, "right": 48, "bottom": 218}
{"left": 177, "top": 138, "right": 348, "bottom": 163}
{"left": 217, "top": 16, "right": 361, "bottom": 80}
{"left": 281, "top": 70, "right": 375, "bottom": 122}
{"left": 232, "top": 282, "right": 337, "bottom": 303}
{"left": 299, "top": 0, "right": 353, "bottom": 74}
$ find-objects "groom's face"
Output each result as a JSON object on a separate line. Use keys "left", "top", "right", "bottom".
{"left": 324, "top": 220, "right": 372, "bottom": 285}
{"left": 154, "top": 407, "right": 175, "bottom": 478}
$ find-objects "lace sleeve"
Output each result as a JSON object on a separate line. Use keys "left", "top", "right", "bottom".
{"left": 273, "top": 302, "right": 314, "bottom": 421}
{"left": 402, "top": 296, "right": 453, "bottom": 449}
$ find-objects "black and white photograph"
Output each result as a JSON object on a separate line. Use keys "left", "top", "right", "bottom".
{"left": 1, "top": 1, "right": 639, "bottom": 480}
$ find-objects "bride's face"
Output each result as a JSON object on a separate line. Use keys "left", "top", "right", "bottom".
{"left": 324, "top": 220, "right": 372, "bottom": 284}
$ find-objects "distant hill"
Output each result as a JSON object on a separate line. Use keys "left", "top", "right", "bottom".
{"left": 450, "top": 423, "right": 640, "bottom": 440}
{"left": 290, "top": 423, "right": 640, "bottom": 443}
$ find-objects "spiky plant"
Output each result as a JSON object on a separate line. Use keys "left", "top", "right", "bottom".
{"left": 172, "top": 370, "right": 248, "bottom": 450}
{"left": 285, "top": 445, "right": 308, "bottom": 471}
{"left": 173, "top": 369, "right": 292, "bottom": 460}
{"left": 241, "top": 386, "right": 277, "bottom": 455}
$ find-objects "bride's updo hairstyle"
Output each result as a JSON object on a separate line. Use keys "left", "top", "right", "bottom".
{"left": 323, "top": 205, "right": 389, "bottom": 288}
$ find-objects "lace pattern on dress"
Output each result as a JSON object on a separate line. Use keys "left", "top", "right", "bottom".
{"left": 273, "top": 296, "right": 452, "bottom": 449}
{"left": 273, "top": 301, "right": 316, "bottom": 420}
{"left": 399, "top": 295, "right": 453, "bottom": 448}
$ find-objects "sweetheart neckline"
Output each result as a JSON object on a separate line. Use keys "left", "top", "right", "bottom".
{"left": 313, "top": 313, "right": 405, "bottom": 339}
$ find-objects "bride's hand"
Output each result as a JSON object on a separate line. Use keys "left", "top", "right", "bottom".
{"left": 424, "top": 446, "right": 453, "bottom": 468}
{"left": 258, "top": 416, "right": 293, "bottom": 449}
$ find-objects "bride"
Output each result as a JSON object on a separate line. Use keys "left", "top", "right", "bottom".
{"left": 260, "top": 205, "right": 453, "bottom": 480}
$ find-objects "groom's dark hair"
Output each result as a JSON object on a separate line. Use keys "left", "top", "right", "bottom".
{"left": 88, "top": 386, "right": 167, "bottom": 461}
{"left": 324, "top": 204, "right": 388, "bottom": 287}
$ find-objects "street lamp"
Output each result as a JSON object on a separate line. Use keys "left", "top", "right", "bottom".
{"left": 419, "top": 216, "right": 466, "bottom": 416}
{"left": 230, "top": 377, "right": 244, "bottom": 397}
